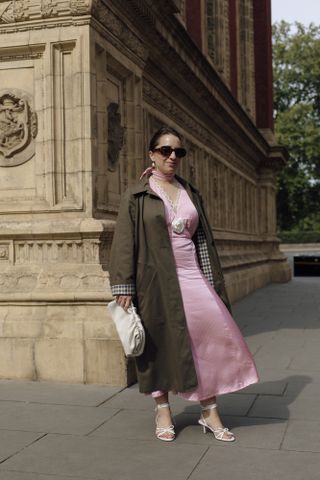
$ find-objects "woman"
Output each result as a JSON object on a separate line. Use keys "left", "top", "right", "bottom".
{"left": 109, "top": 126, "right": 259, "bottom": 442}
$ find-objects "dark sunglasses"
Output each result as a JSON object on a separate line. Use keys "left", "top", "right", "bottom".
{"left": 153, "top": 145, "right": 187, "bottom": 158}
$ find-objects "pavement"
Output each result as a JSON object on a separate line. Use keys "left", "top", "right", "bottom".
{"left": 0, "top": 276, "right": 320, "bottom": 480}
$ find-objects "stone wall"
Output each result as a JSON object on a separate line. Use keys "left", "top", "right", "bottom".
{"left": 0, "top": 0, "right": 290, "bottom": 385}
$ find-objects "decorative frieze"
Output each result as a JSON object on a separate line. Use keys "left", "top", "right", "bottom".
{"left": 0, "top": 44, "right": 45, "bottom": 61}
{"left": 14, "top": 239, "right": 108, "bottom": 264}
{"left": 92, "top": 3, "right": 148, "bottom": 62}
{"left": 70, "top": 0, "right": 91, "bottom": 15}
{"left": 0, "top": 271, "right": 107, "bottom": 292}
{"left": 0, "top": 0, "right": 91, "bottom": 23}
{"left": 41, "top": 0, "right": 58, "bottom": 18}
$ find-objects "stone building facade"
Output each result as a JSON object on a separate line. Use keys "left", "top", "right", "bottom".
{"left": 0, "top": 0, "right": 290, "bottom": 384}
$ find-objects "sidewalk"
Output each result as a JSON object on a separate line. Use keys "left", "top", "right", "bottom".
{"left": 0, "top": 277, "right": 319, "bottom": 480}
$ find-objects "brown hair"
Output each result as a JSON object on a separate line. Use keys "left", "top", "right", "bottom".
{"left": 148, "top": 126, "right": 183, "bottom": 151}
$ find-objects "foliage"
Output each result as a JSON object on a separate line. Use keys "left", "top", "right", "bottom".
{"left": 273, "top": 21, "right": 320, "bottom": 233}
{"left": 279, "top": 230, "right": 320, "bottom": 244}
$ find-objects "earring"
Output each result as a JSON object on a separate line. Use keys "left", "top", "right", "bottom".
{"left": 152, "top": 160, "right": 155, "bottom": 168}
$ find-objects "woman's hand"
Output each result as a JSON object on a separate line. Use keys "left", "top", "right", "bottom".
{"left": 116, "top": 295, "right": 132, "bottom": 312}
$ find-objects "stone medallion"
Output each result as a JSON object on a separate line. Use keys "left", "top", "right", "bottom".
{"left": 0, "top": 89, "right": 37, "bottom": 167}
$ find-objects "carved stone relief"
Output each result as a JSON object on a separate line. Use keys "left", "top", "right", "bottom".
{"left": 93, "top": 3, "right": 147, "bottom": 62}
{"left": 107, "top": 102, "right": 125, "bottom": 172}
{"left": 0, "top": 244, "right": 9, "bottom": 261}
{"left": 14, "top": 239, "right": 107, "bottom": 264}
{"left": 41, "top": 0, "right": 58, "bottom": 18}
{"left": 0, "top": 272, "right": 108, "bottom": 292}
{"left": 70, "top": 0, "right": 91, "bottom": 15}
{"left": 0, "top": 90, "right": 37, "bottom": 167}
{"left": 0, "top": 0, "right": 91, "bottom": 23}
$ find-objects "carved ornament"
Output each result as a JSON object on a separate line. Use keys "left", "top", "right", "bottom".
{"left": 0, "top": 244, "right": 9, "bottom": 261}
{"left": 0, "top": 90, "right": 37, "bottom": 167}
{"left": 14, "top": 238, "right": 109, "bottom": 264}
{"left": 0, "top": 272, "right": 107, "bottom": 292}
{"left": 0, "top": 1, "right": 147, "bottom": 62}
{"left": 92, "top": 2, "right": 148, "bottom": 61}
{"left": 41, "top": 0, "right": 58, "bottom": 18}
{"left": 0, "top": 0, "right": 92, "bottom": 23}
{"left": 107, "top": 103, "right": 125, "bottom": 172}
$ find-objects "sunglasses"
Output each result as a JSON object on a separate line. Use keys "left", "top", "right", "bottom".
{"left": 153, "top": 145, "right": 187, "bottom": 158}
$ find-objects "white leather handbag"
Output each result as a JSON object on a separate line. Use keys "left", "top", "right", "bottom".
{"left": 107, "top": 300, "right": 146, "bottom": 357}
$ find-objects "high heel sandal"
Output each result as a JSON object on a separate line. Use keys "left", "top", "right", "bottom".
{"left": 155, "top": 402, "right": 175, "bottom": 442}
{"left": 198, "top": 403, "right": 235, "bottom": 442}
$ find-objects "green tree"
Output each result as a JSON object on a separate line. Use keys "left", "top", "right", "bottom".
{"left": 273, "top": 21, "right": 320, "bottom": 232}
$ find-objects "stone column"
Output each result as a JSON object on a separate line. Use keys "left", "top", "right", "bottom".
{"left": 238, "top": 0, "right": 256, "bottom": 120}
{"left": 253, "top": 0, "right": 274, "bottom": 131}
{"left": 258, "top": 161, "right": 291, "bottom": 283}
{"left": 186, "top": 0, "right": 203, "bottom": 49}
{"left": 228, "top": 0, "right": 238, "bottom": 97}
{"left": 205, "top": 0, "right": 230, "bottom": 84}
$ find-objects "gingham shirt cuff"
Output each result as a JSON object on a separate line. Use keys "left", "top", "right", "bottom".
{"left": 194, "top": 227, "right": 215, "bottom": 287}
{"left": 111, "top": 284, "right": 136, "bottom": 296}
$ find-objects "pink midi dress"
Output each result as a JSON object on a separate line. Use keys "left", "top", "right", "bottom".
{"left": 149, "top": 176, "right": 259, "bottom": 401}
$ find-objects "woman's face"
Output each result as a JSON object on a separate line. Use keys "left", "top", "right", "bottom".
{"left": 149, "top": 134, "right": 183, "bottom": 176}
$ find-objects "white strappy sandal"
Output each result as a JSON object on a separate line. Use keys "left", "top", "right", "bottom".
{"left": 155, "top": 402, "right": 175, "bottom": 442}
{"left": 198, "top": 403, "right": 235, "bottom": 442}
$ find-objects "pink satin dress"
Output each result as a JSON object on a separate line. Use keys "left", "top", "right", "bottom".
{"left": 149, "top": 176, "right": 259, "bottom": 401}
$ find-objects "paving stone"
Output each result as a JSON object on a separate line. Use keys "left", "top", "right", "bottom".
{"left": 0, "top": 380, "right": 122, "bottom": 406}
{"left": 239, "top": 380, "right": 287, "bottom": 396}
{"left": 188, "top": 445, "right": 320, "bottom": 480}
{"left": 253, "top": 349, "right": 294, "bottom": 370}
{"left": 284, "top": 380, "right": 320, "bottom": 399}
{"left": 175, "top": 415, "right": 288, "bottom": 450}
{"left": 288, "top": 342, "right": 320, "bottom": 371}
{"left": 98, "top": 383, "right": 154, "bottom": 410}
{"left": 282, "top": 419, "right": 320, "bottom": 453}
{"left": 91, "top": 409, "right": 158, "bottom": 441}
{"left": 253, "top": 334, "right": 304, "bottom": 369}
{"left": 1, "top": 277, "right": 320, "bottom": 480}
{"left": 248, "top": 394, "right": 319, "bottom": 420}
{"left": 215, "top": 393, "right": 257, "bottom": 416}
{"left": 99, "top": 383, "right": 238, "bottom": 415}
{"left": 243, "top": 331, "right": 276, "bottom": 355}
{"left": 92, "top": 408, "right": 224, "bottom": 442}
{"left": 0, "top": 434, "right": 207, "bottom": 480}
{"left": 0, "top": 472, "right": 88, "bottom": 480}
{"left": 253, "top": 368, "right": 316, "bottom": 385}
{"left": 0, "top": 402, "right": 119, "bottom": 435}
{"left": 0, "top": 430, "right": 44, "bottom": 463}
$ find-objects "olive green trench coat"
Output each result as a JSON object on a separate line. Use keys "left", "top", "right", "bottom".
{"left": 109, "top": 175, "right": 231, "bottom": 394}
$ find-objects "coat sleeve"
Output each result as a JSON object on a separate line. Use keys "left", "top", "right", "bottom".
{"left": 109, "top": 189, "right": 136, "bottom": 296}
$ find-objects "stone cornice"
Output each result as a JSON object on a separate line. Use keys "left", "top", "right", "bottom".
{"left": 0, "top": 1, "right": 92, "bottom": 23}
{"left": 0, "top": 0, "right": 179, "bottom": 23}
{"left": 264, "top": 145, "right": 289, "bottom": 170}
